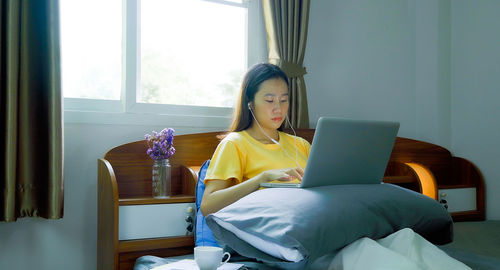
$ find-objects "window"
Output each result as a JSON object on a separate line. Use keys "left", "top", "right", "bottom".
{"left": 60, "top": 0, "right": 122, "bottom": 100}
{"left": 140, "top": 0, "right": 246, "bottom": 107}
{"left": 61, "top": 0, "right": 265, "bottom": 117}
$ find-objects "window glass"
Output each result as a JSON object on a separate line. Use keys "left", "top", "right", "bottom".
{"left": 60, "top": 0, "right": 122, "bottom": 100}
{"left": 140, "top": 0, "right": 247, "bottom": 107}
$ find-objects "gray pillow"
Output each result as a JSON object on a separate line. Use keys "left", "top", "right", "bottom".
{"left": 205, "top": 183, "right": 453, "bottom": 269}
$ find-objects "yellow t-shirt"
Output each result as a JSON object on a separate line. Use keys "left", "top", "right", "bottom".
{"left": 204, "top": 130, "right": 311, "bottom": 184}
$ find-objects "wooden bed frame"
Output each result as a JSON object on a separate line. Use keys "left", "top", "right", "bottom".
{"left": 97, "top": 129, "right": 485, "bottom": 270}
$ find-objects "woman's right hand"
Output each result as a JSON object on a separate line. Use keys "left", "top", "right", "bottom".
{"left": 260, "top": 167, "right": 304, "bottom": 183}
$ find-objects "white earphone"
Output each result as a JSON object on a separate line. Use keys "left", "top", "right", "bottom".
{"left": 247, "top": 101, "right": 302, "bottom": 170}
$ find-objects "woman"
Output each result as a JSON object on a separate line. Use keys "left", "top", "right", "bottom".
{"left": 200, "top": 63, "right": 311, "bottom": 216}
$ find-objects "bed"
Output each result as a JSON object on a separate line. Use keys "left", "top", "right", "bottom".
{"left": 97, "top": 129, "right": 495, "bottom": 270}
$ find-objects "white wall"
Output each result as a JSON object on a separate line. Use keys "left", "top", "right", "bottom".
{"left": 305, "top": 0, "right": 500, "bottom": 220}
{"left": 1, "top": 1, "right": 500, "bottom": 270}
{"left": 451, "top": 0, "right": 500, "bottom": 220}
{"left": 305, "top": 0, "right": 417, "bottom": 138}
{"left": 0, "top": 121, "right": 227, "bottom": 270}
{"left": 415, "top": 0, "right": 451, "bottom": 149}
{"left": 305, "top": 0, "right": 451, "bottom": 147}
{"left": 304, "top": 0, "right": 499, "bottom": 219}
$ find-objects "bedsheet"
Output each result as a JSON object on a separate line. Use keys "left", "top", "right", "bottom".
{"left": 134, "top": 229, "right": 469, "bottom": 270}
{"left": 134, "top": 254, "right": 273, "bottom": 270}
{"left": 321, "top": 228, "right": 470, "bottom": 270}
{"left": 439, "top": 221, "right": 500, "bottom": 270}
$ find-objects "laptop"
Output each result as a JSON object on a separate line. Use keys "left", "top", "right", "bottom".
{"left": 260, "top": 117, "right": 400, "bottom": 188}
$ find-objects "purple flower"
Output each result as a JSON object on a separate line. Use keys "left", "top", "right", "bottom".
{"left": 145, "top": 128, "right": 176, "bottom": 160}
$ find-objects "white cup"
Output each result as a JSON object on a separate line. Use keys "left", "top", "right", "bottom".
{"left": 194, "top": 246, "right": 231, "bottom": 270}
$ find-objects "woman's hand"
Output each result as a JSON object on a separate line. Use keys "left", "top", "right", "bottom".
{"left": 260, "top": 167, "right": 304, "bottom": 183}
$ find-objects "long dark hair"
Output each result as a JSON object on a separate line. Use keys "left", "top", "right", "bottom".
{"left": 228, "top": 63, "right": 289, "bottom": 132}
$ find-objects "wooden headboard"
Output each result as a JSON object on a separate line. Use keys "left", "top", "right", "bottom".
{"left": 97, "top": 129, "right": 485, "bottom": 270}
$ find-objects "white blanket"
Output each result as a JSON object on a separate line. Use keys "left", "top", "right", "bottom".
{"left": 319, "top": 228, "right": 471, "bottom": 270}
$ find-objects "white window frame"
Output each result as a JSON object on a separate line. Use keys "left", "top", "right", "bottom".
{"left": 64, "top": 0, "right": 266, "bottom": 126}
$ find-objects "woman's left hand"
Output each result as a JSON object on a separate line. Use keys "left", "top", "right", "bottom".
{"left": 260, "top": 167, "right": 304, "bottom": 182}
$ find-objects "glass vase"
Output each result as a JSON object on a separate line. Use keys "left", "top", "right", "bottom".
{"left": 152, "top": 159, "right": 171, "bottom": 198}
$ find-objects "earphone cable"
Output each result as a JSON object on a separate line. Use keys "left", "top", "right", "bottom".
{"left": 248, "top": 107, "right": 303, "bottom": 170}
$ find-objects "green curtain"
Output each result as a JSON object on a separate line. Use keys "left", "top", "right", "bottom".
{"left": 262, "top": 0, "right": 311, "bottom": 128}
{"left": 1, "top": 0, "right": 63, "bottom": 222}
